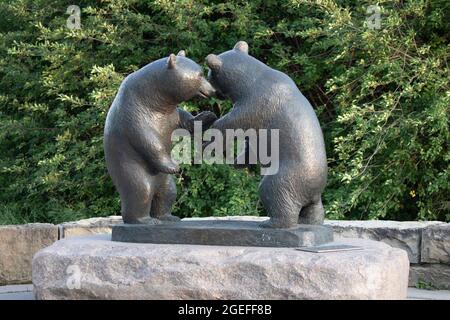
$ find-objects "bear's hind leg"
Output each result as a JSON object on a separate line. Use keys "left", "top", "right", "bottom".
{"left": 299, "top": 198, "right": 324, "bottom": 225}
{"left": 114, "top": 161, "right": 161, "bottom": 225}
{"left": 150, "top": 174, "right": 180, "bottom": 222}
{"left": 259, "top": 174, "right": 302, "bottom": 229}
{"left": 121, "top": 189, "right": 161, "bottom": 225}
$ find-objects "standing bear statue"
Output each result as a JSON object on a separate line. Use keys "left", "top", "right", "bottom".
{"left": 104, "top": 51, "right": 217, "bottom": 224}
{"left": 206, "top": 41, "right": 328, "bottom": 229}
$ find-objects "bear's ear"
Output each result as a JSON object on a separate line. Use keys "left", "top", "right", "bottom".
{"left": 167, "top": 53, "right": 177, "bottom": 69}
{"left": 177, "top": 50, "right": 186, "bottom": 57}
{"left": 233, "top": 41, "right": 248, "bottom": 54}
{"left": 206, "top": 54, "right": 222, "bottom": 71}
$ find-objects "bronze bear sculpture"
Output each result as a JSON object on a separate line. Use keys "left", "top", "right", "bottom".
{"left": 104, "top": 51, "right": 217, "bottom": 224}
{"left": 206, "top": 41, "right": 328, "bottom": 229}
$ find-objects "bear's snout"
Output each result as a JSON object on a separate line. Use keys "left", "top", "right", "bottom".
{"left": 198, "top": 77, "right": 216, "bottom": 98}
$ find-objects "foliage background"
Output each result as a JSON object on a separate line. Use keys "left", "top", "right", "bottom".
{"left": 0, "top": 0, "right": 448, "bottom": 224}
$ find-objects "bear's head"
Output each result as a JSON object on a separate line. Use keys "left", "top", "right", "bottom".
{"left": 162, "top": 50, "right": 216, "bottom": 103}
{"left": 205, "top": 41, "right": 263, "bottom": 101}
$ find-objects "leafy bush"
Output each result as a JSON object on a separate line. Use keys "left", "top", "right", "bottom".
{"left": 0, "top": 0, "right": 448, "bottom": 224}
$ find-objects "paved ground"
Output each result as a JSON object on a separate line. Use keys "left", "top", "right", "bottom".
{"left": 1, "top": 284, "right": 449, "bottom": 300}
{"left": 0, "top": 284, "right": 34, "bottom": 300}
{"left": 406, "top": 288, "right": 450, "bottom": 300}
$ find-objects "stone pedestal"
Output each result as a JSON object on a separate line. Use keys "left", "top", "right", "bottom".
{"left": 112, "top": 220, "right": 333, "bottom": 247}
{"left": 32, "top": 235, "right": 409, "bottom": 300}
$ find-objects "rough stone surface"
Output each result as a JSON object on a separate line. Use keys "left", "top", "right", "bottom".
{"left": 33, "top": 235, "right": 409, "bottom": 300}
{"left": 324, "top": 220, "right": 445, "bottom": 263}
{"left": 59, "top": 215, "right": 447, "bottom": 263}
{"left": 60, "top": 216, "right": 122, "bottom": 238}
{"left": 409, "top": 264, "right": 450, "bottom": 290}
{"left": 421, "top": 224, "right": 450, "bottom": 264}
{"left": 185, "top": 217, "right": 445, "bottom": 263}
{"left": 0, "top": 223, "right": 58, "bottom": 285}
{"left": 112, "top": 220, "right": 333, "bottom": 247}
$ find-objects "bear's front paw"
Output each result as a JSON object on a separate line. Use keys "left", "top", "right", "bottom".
{"left": 194, "top": 111, "right": 218, "bottom": 129}
{"left": 156, "top": 160, "right": 179, "bottom": 174}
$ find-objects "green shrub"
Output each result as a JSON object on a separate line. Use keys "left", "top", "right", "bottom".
{"left": 0, "top": 0, "right": 448, "bottom": 224}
